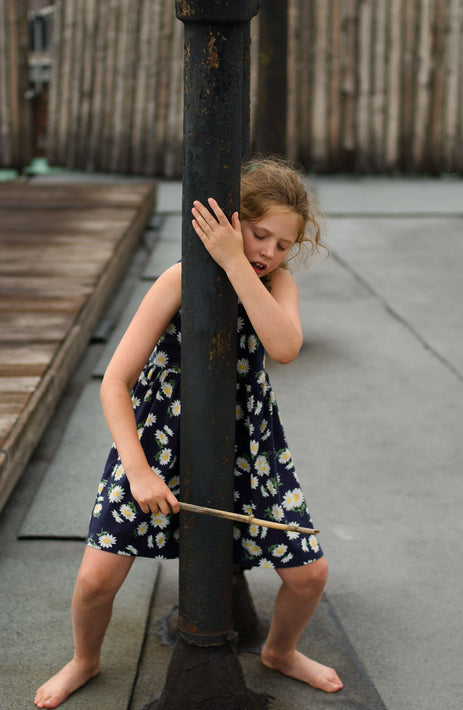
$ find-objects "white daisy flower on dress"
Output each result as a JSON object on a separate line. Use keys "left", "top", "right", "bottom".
{"left": 236, "top": 402, "right": 243, "bottom": 420}
{"left": 249, "top": 524, "right": 259, "bottom": 537}
{"left": 240, "top": 334, "right": 246, "bottom": 349}
{"left": 278, "top": 449, "right": 292, "bottom": 466}
{"left": 158, "top": 448, "right": 172, "bottom": 466}
{"left": 309, "top": 535, "right": 320, "bottom": 553}
{"left": 237, "top": 316, "right": 244, "bottom": 333}
{"left": 117, "top": 550, "right": 131, "bottom": 556}
{"left": 247, "top": 395, "right": 255, "bottom": 413}
{"left": 164, "top": 425, "right": 174, "bottom": 437}
{"left": 242, "top": 503, "right": 255, "bottom": 516}
{"left": 113, "top": 464, "right": 125, "bottom": 481}
{"left": 131, "top": 395, "right": 141, "bottom": 409}
{"left": 153, "top": 351, "right": 169, "bottom": 368}
{"left": 267, "top": 479, "right": 277, "bottom": 496}
{"left": 234, "top": 490, "right": 240, "bottom": 501}
{"left": 126, "top": 545, "right": 138, "bottom": 555}
{"left": 248, "top": 334, "right": 258, "bottom": 352}
{"left": 161, "top": 381, "right": 173, "bottom": 398}
{"left": 144, "top": 413, "right": 156, "bottom": 427}
{"left": 108, "top": 485, "right": 125, "bottom": 503}
{"left": 250, "top": 439, "right": 259, "bottom": 456}
{"left": 120, "top": 503, "right": 136, "bottom": 522}
{"left": 258, "top": 558, "right": 274, "bottom": 568}
{"left": 250, "top": 474, "right": 258, "bottom": 489}
{"left": 150, "top": 512, "right": 170, "bottom": 529}
{"left": 244, "top": 417, "right": 255, "bottom": 435}
{"left": 271, "top": 504, "right": 284, "bottom": 522}
{"left": 147, "top": 535, "right": 154, "bottom": 548}
{"left": 255, "top": 455, "right": 270, "bottom": 476}
{"left": 97, "top": 480, "right": 107, "bottom": 495}
{"left": 282, "top": 553, "right": 294, "bottom": 564}
{"left": 98, "top": 532, "right": 116, "bottom": 548}
{"left": 233, "top": 525, "right": 241, "bottom": 540}
{"left": 242, "top": 538, "right": 262, "bottom": 556}
{"left": 170, "top": 400, "right": 181, "bottom": 416}
{"left": 283, "top": 488, "right": 304, "bottom": 511}
{"left": 93, "top": 503, "right": 102, "bottom": 517}
{"left": 237, "top": 358, "right": 250, "bottom": 376}
{"left": 111, "top": 509, "right": 123, "bottom": 524}
{"left": 286, "top": 527, "right": 300, "bottom": 540}
{"left": 236, "top": 457, "right": 251, "bottom": 472}
{"left": 271, "top": 543, "right": 288, "bottom": 558}
{"left": 168, "top": 476, "right": 180, "bottom": 492}
{"left": 260, "top": 484, "right": 269, "bottom": 498}
{"left": 156, "top": 429, "right": 168, "bottom": 445}
{"left": 156, "top": 532, "right": 167, "bottom": 548}
{"left": 137, "top": 521, "right": 149, "bottom": 536}
{"left": 166, "top": 322, "right": 176, "bottom": 335}
{"left": 255, "top": 401, "right": 263, "bottom": 416}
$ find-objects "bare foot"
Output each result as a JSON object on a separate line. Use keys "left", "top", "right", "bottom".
{"left": 34, "top": 659, "right": 99, "bottom": 709}
{"left": 261, "top": 647, "right": 343, "bottom": 693}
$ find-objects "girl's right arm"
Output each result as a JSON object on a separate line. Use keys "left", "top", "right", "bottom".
{"left": 100, "top": 262, "right": 182, "bottom": 516}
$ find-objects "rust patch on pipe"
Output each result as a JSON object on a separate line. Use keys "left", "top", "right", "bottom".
{"left": 208, "top": 34, "right": 219, "bottom": 67}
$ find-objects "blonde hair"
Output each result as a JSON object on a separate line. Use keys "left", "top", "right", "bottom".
{"left": 240, "top": 156, "right": 327, "bottom": 269}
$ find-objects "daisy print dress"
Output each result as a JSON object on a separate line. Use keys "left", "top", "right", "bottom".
{"left": 87, "top": 302, "right": 323, "bottom": 568}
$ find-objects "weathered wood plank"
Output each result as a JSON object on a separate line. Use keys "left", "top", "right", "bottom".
{"left": 0, "top": 182, "right": 156, "bottom": 512}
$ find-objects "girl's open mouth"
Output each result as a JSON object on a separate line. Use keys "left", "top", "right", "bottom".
{"left": 251, "top": 262, "right": 266, "bottom": 273}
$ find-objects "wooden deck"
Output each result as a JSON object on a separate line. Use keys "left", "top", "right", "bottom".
{"left": 0, "top": 182, "right": 156, "bottom": 513}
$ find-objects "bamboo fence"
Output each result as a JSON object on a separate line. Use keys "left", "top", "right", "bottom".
{"left": 0, "top": 0, "right": 31, "bottom": 169}
{"left": 1, "top": 0, "right": 462, "bottom": 176}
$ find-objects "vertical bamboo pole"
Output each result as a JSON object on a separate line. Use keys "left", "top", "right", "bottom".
{"left": 400, "top": 1, "right": 419, "bottom": 172}
{"left": 443, "top": 0, "right": 463, "bottom": 172}
{"left": 340, "top": 0, "right": 357, "bottom": 171}
{"left": 429, "top": 0, "right": 448, "bottom": 174}
{"left": 327, "top": 0, "right": 342, "bottom": 170}
{"left": 371, "top": 0, "right": 387, "bottom": 171}
{"left": 0, "top": 0, "right": 11, "bottom": 165}
{"left": 356, "top": 0, "right": 373, "bottom": 171}
{"left": 385, "top": 0, "right": 402, "bottom": 172}
{"left": 311, "top": 0, "right": 329, "bottom": 169}
{"left": 413, "top": 0, "right": 433, "bottom": 170}
{"left": 255, "top": 0, "right": 288, "bottom": 156}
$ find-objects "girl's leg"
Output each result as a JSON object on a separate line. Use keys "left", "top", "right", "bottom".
{"left": 34, "top": 546, "right": 134, "bottom": 709}
{"left": 261, "top": 557, "right": 343, "bottom": 692}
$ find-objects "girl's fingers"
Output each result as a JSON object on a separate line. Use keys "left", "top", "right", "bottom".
{"left": 207, "top": 197, "right": 227, "bottom": 224}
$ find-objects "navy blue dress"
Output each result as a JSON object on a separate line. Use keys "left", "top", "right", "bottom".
{"left": 87, "top": 302, "right": 323, "bottom": 568}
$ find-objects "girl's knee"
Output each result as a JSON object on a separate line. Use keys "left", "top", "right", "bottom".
{"left": 75, "top": 548, "right": 132, "bottom": 602}
{"left": 278, "top": 556, "right": 328, "bottom": 594}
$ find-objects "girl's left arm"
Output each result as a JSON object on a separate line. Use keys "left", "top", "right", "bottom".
{"left": 225, "top": 261, "right": 303, "bottom": 364}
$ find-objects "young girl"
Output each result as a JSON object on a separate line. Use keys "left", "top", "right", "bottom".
{"left": 35, "top": 158, "right": 343, "bottom": 709}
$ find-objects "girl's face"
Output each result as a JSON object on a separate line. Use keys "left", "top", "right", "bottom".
{"left": 241, "top": 209, "right": 301, "bottom": 278}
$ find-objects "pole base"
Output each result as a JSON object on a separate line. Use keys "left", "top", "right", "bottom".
{"left": 144, "top": 637, "right": 272, "bottom": 710}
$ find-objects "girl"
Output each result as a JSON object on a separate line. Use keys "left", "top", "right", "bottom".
{"left": 35, "top": 158, "right": 342, "bottom": 709}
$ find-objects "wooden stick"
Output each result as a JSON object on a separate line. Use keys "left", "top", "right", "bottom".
{"left": 179, "top": 501, "right": 319, "bottom": 536}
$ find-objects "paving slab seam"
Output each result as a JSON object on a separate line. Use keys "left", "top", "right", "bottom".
{"left": 324, "top": 591, "right": 389, "bottom": 710}
{"left": 330, "top": 249, "right": 463, "bottom": 384}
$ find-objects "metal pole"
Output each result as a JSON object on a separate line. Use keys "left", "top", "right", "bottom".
{"left": 255, "top": 0, "right": 288, "bottom": 155}
{"left": 146, "top": 2, "right": 267, "bottom": 707}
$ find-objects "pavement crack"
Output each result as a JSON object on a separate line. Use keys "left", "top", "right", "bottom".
{"left": 331, "top": 250, "right": 463, "bottom": 384}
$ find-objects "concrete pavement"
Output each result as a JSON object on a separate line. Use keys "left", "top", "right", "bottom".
{"left": 1, "top": 174, "right": 462, "bottom": 709}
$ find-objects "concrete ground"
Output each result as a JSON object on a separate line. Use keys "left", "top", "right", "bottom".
{"left": 1, "top": 174, "right": 462, "bottom": 710}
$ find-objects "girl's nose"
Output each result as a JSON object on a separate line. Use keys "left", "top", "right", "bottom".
{"left": 261, "top": 240, "right": 275, "bottom": 259}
